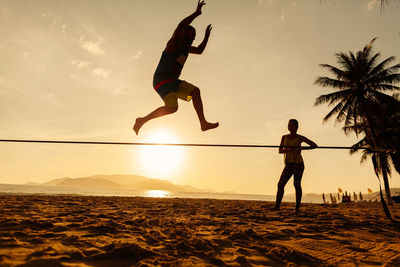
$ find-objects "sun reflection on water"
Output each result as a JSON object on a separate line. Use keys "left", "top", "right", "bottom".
{"left": 144, "top": 190, "right": 170, "bottom": 198}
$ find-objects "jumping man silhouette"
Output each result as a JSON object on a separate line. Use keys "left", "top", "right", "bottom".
{"left": 134, "top": 0, "right": 219, "bottom": 135}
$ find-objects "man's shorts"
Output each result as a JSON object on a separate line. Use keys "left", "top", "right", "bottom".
{"left": 162, "top": 81, "right": 196, "bottom": 107}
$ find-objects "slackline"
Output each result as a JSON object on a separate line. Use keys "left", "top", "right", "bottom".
{"left": 1, "top": 138, "right": 398, "bottom": 222}
{"left": 0, "top": 139, "right": 386, "bottom": 151}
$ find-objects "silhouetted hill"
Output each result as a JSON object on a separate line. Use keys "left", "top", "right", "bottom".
{"left": 86, "top": 174, "right": 149, "bottom": 185}
{"left": 55, "top": 177, "right": 123, "bottom": 189}
{"left": 25, "top": 182, "right": 41, "bottom": 186}
{"left": 29, "top": 174, "right": 206, "bottom": 192}
{"left": 42, "top": 177, "right": 70, "bottom": 186}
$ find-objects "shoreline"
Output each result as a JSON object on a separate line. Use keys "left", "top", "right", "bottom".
{"left": 1, "top": 183, "right": 373, "bottom": 203}
{"left": 1, "top": 194, "right": 399, "bottom": 266}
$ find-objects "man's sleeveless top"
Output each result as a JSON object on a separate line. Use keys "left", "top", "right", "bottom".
{"left": 283, "top": 135, "right": 303, "bottom": 164}
{"left": 153, "top": 45, "right": 189, "bottom": 98}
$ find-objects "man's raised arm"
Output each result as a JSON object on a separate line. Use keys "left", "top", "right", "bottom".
{"left": 170, "top": 0, "right": 205, "bottom": 41}
{"left": 190, "top": 24, "right": 212, "bottom": 54}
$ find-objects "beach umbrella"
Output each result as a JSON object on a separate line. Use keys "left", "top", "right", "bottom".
{"left": 329, "top": 193, "right": 333, "bottom": 203}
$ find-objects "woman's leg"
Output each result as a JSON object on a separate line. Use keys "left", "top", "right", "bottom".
{"left": 274, "top": 164, "right": 293, "bottom": 210}
{"left": 293, "top": 163, "right": 305, "bottom": 211}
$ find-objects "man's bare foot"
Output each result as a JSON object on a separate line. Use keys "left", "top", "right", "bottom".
{"left": 201, "top": 122, "right": 219, "bottom": 131}
{"left": 133, "top": 118, "right": 145, "bottom": 135}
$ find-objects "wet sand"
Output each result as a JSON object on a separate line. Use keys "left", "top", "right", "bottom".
{"left": 1, "top": 194, "right": 400, "bottom": 266}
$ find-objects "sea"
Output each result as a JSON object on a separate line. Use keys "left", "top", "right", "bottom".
{"left": 0, "top": 183, "right": 311, "bottom": 202}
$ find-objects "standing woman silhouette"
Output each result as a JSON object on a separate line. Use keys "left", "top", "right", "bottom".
{"left": 273, "top": 119, "right": 318, "bottom": 212}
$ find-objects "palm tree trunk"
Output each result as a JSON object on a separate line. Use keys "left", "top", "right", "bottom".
{"left": 361, "top": 102, "right": 393, "bottom": 205}
{"left": 380, "top": 156, "right": 393, "bottom": 206}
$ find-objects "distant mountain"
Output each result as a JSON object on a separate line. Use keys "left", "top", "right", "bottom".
{"left": 85, "top": 174, "right": 149, "bottom": 185}
{"left": 55, "top": 177, "right": 123, "bottom": 189}
{"left": 42, "top": 177, "right": 70, "bottom": 186}
{"left": 25, "top": 182, "right": 41, "bottom": 186}
{"left": 27, "top": 174, "right": 206, "bottom": 192}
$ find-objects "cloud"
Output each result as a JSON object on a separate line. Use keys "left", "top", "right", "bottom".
{"left": 111, "top": 87, "right": 124, "bottom": 95}
{"left": 22, "top": 51, "right": 30, "bottom": 59}
{"left": 45, "top": 93, "right": 63, "bottom": 108}
{"left": 72, "top": 60, "right": 92, "bottom": 69}
{"left": 36, "top": 63, "right": 46, "bottom": 72}
{"left": 92, "top": 68, "right": 110, "bottom": 78}
{"left": 367, "top": 0, "right": 379, "bottom": 11}
{"left": 80, "top": 40, "right": 105, "bottom": 56}
{"left": 258, "top": 0, "right": 273, "bottom": 5}
{"left": 131, "top": 50, "right": 143, "bottom": 61}
{"left": 69, "top": 74, "right": 79, "bottom": 80}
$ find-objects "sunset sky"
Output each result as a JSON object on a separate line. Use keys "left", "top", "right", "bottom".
{"left": 1, "top": 0, "right": 400, "bottom": 195}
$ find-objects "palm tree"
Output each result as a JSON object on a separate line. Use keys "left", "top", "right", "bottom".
{"left": 380, "top": 0, "right": 400, "bottom": 8}
{"left": 388, "top": 94, "right": 400, "bottom": 174}
{"left": 348, "top": 97, "right": 400, "bottom": 205}
{"left": 380, "top": 0, "right": 393, "bottom": 7}
{"left": 314, "top": 38, "right": 400, "bottom": 204}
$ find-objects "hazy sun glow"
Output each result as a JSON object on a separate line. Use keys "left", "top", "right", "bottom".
{"left": 139, "top": 129, "right": 184, "bottom": 179}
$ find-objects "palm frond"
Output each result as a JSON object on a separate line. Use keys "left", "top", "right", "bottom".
{"left": 314, "top": 89, "right": 352, "bottom": 106}
{"left": 314, "top": 76, "right": 348, "bottom": 89}
{"left": 371, "top": 73, "right": 400, "bottom": 86}
{"left": 336, "top": 99, "right": 353, "bottom": 126}
{"left": 390, "top": 152, "right": 400, "bottom": 175}
{"left": 343, "top": 98, "right": 357, "bottom": 128}
{"left": 322, "top": 99, "right": 346, "bottom": 122}
{"left": 319, "top": 64, "right": 347, "bottom": 80}
{"left": 368, "top": 56, "right": 397, "bottom": 78}
{"left": 335, "top": 52, "right": 354, "bottom": 71}
{"left": 360, "top": 151, "right": 370, "bottom": 163}
{"left": 380, "top": 0, "right": 392, "bottom": 12}
{"left": 349, "top": 52, "right": 358, "bottom": 69}
{"left": 365, "top": 51, "right": 381, "bottom": 71}
{"left": 350, "top": 138, "right": 368, "bottom": 154}
{"left": 343, "top": 123, "right": 365, "bottom": 136}
{"left": 368, "top": 84, "right": 400, "bottom": 92}
{"left": 373, "top": 91, "right": 400, "bottom": 104}
{"left": 363, "top": 37, "right": 377, "bottom": 55}
{"left": 377, "top": 153, "right": 392, "bottom": 176}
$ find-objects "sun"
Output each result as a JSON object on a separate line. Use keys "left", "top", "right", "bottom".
{"left": 139, "top": 129, "right": 184, "bottom": 179}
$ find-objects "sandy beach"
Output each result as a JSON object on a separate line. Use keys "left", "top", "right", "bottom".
{"left": 1, "top": 194, "right": 400, "bottom": 266}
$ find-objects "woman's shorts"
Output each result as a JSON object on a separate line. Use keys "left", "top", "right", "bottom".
{"left": 281, "top": 162, "right": 305, "bottom": 182}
